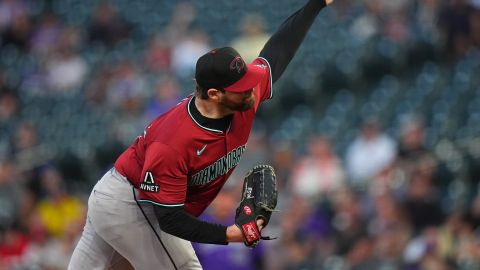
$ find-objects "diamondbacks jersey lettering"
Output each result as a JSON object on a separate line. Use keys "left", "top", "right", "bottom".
{"left": 190, "top": 144, "right": 246, "bottom": 186}
{"left": 114, "top": 58, "right": 272, "bottom": 217}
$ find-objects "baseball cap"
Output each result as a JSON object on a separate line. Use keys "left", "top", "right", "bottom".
{"left": 195, "top": 47, "right": 264, "bottom": 92}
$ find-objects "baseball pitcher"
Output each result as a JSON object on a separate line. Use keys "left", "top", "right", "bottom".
{"left": 69, "top": 0, "right": 334, "bottom": 269}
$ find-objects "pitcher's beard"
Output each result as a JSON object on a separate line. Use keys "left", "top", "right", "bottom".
{"left": 221, "top": 95, "right": 255, "bottom": 112}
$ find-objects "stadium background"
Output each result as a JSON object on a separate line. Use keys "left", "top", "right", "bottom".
{"left": 1, "top": 0, "right": 480, "bottom": 269}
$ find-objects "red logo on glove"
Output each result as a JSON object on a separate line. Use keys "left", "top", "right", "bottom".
{"left": 243, "top": 206, "right": 252, "bottom": 215}
{"left": 242, "top": 221, "right": 260, "bottom": 244}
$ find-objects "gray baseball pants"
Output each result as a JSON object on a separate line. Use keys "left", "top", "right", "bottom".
{"left": 68, "top": 168, "right": 202, "bottom": 270}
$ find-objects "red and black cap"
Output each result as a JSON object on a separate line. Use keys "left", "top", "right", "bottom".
{"left": 195, "top": 47, "right": 264, "bottom": 92}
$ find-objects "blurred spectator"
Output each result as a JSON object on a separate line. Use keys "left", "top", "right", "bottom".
{"left": 84, "top": 64, "right": 115, "bottom": 106}
{"left": 106, "top": 60, "right": 146, "bottom": 113}
{"left": 0, "top": 89, "right": 20, "bottom": 158}
{"left": 0, "top": 89, "right": 20, "bottom": 153}
{"left": 437, "top": 213, "right": 463, "bottom": 264}
{"left": 164, "top": 3, "right": 205, "bottom": 80}
{"left": 105, "top": 60, "right": 147, "bottom": 144}
{"left": 397, "top": 116, "right": 429, "bottom": 165}
{"left": 144, "top": 34, "right": 172, "bottom": 73}
{"left": 361, "top": 190, "right": 410, "bottom": 267}
{"left": 331, "top": 188, "right": 368, "bottom": 256}
{"left": 194, "top": 189, "right": 265, "bottom": 270}
{"left": 403, "top": 168, "right": 445, "bottom": 234}
{"left": 0, "top": 227, "right": 30, "bottom": 269}
{"left": 350, "top": 0, "right": 382, "bottom": 41}
{"left": 34, "top": 166, "right": 84, "bottom": 238}
{"left": 25, "top": 210, "right": 50, "bottom": 247}
{"left": 10, "top": 121, "right": 38, "bottom": 155}
{"left": 93, "top": 134, "right": 125, "bottom": 174}
{"left": 270, "top": 140, "right": 295, "bottom": 191}
{"left": 30, "top": 12, "right": 62, "bottom": 56}
{"left": 345, "top": 118, "right": 396, "bottom": 188}
{"left": 345, "top": 237, "right": 379, "bottom": 269}
{"left": 265, "top": 197, "right": 317, "bottom": 270}
{"left": 374, "top": 225, "right": 410, "bottom": 269}
{"left": 380, "top": 0, "right": 411, "bottom": 42}
{"left": 25, "top": 213, "right": 84, "bottom": 270}
{"left": 0, "top": 13, "right": 31, "bottom": 51}
{"left": 454, "top": 213, "right": 480, "bottom": 269}
{"left": 0, "top": 71, "right": 20, "bottom": 157}
{"left": 0, "top": 160, "right": 22, "bottom": 229}
{"left": 396, "top": 116, "right": 432, "bottom": 183}
{"left": 414, "top": 0, "right": 442, "bottom": 42}
{"left": 470, "top": 7, "right": 480, "bottom": 49}
{"left": 350, "top": 0, "right": 412, "bottom": 43}
{"left": 45, "top": 27, "right": 87, "bottom": 92}
{"left": 9, "top": 123, "right": 50, "bottom": 185}
{"left": 171, "top": 28, "right": 210, "bottom": 79}
{"left": 395, "top": 115, "right": 453, "bottom": 195}
{"left": 110, "top": 115, "right": 146, "bottom": 150}
{"left": 88, "top": 1, "right": 130, "bottom": 48}
{"left": 164, "top": 2, "right": 196, "bottom": 46}
{"left": 0, "top": 0, "right": 28, "bottom": 31}
{"left": 291, "top": 135, "right": 345, "bottom": 203}
{"left": 0, "top": 180, "right": 35, "bottom": 269}
{"left": 403, "top": 227, "right": 443, "bottom": 269}
{"left": 0, "top": 90, "right": 20, "bottom": 125}
{"left": 466, "top": 195, "right": 480, "bottom": 229}
{"left": 438, "top": 0, "right": 476, "bottom": 61}
{"left": 0, "top": 69, "right": 12, "bottom": 93}
{"left": 369, "top": 191, "right": 410, "bottom": 238}
{"left": 230, "top": 14, "right": 270, "bottom": 64}
{"left": 143, "top": 76, "right": 181, "bottom": 123}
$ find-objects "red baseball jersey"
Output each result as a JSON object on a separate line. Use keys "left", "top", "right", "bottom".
{"left": 114, "top": 58, "right": 272, "bottom": 217}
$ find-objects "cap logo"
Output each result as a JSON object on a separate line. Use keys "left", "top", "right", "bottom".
{"left": 229, "top": 56, "right": 245, "bottom": 73}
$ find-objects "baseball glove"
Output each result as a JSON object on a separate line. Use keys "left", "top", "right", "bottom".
{"left": 235, "top": 165, "right": 278, "bottom": 247}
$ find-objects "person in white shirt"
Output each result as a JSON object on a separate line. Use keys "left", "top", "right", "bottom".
{"left": 346, "top": 118, "right": 396, "bottom": 187}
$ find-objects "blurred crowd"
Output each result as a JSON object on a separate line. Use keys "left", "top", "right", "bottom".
{"left": 0, "top": 0, "right": 479, "bottom": 269}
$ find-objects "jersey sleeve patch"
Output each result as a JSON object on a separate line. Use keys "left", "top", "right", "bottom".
{"left": 139, "top": 171, "right": 159, "bottom": 193}
{"left": 138, "top": 142, "right": 188, "bottom": 205}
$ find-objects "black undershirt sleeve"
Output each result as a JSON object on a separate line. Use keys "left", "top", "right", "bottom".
{"left": 153, "top": 204, "right": 229, "bottom": 245}
{"left": 259, "top": 0, "right": 327, "bottom": 83}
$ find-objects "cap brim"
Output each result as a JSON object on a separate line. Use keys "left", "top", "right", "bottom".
{"left": 224, "top": 64, "right": 264, "bottom": 92}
